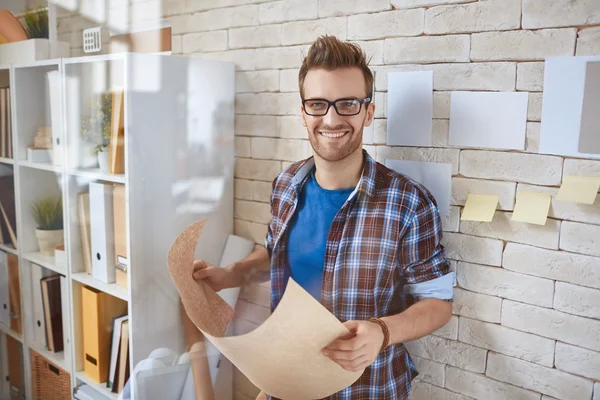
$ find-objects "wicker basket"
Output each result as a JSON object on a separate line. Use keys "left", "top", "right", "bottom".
{"left": 31, "top": 350, "right": 71, "bottom": 400}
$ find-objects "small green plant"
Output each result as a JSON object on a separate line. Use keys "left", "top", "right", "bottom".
{"left": 81, "top": 92, "right": 112, "bottom": 154}
{"left": 31, "top": 196, "right": 63, "bottom": 231}
{"left": 21, "top": 6, "right": 49, "bottom": 39}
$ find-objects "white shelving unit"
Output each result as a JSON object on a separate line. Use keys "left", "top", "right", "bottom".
{"left": 0, "top": 52, "right": 235, "bottom": 400}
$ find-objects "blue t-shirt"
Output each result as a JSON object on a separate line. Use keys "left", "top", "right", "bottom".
{"left": 286, "top": 168, "right": 354, "bottom": 301}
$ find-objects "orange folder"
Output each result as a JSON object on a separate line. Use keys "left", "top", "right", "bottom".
{"left": 81, "top": 285, "right": 128, "bottom": 383}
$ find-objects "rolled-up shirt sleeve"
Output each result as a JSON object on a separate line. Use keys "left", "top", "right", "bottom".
{"left": 399, "top": 193, "right": 454, "bottom": 301}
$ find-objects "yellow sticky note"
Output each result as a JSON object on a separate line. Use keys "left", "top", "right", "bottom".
{"left": 512, "top": 191, "right": 552, "bottom": 225}
{"left": 460, "top": 194, "right": 499, "bottom": 222}
{"left": 556, "top": 176, "right": 600, "bottom": 205}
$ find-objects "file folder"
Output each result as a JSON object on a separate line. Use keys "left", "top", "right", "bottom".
{"left": 81, "top": 285, "right": 127, "bottom": 383}
{"left": 31, "top": 263, "right": 49, "bottom": 347}
{"left": 90, "top": 182, "right": 116, "bottom": 284}
{"left": 7, "top": 254, "right": 21, "bottom": 334}
{"left": 60, "top": 276, "right": 71, "bottom": 370}
{"left": 113, "top": 184, "right": 127, "bottom": 288}
{"left": 6, "top": 335, "right": 23, "bottom": 400}
{"left": 0, "top": 251, "right": 9, "bottom": 327}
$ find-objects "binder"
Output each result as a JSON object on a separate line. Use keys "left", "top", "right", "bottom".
{"left": 0, "top": 251, "right": 9, "bottom": 326}
{"left": 31, "top": 263, "right": 50, "bottom": 347}
{"left": 0, "top": 334, "right": 8, "bottom": 399}
{"left": 113, "top": 184, "right": 127, "bottom": 288}
{"left": 107, "top": 315, "right": 128, "bottom": 391}
{"left": 116, "top": 319, "right": 129, "bottom": 393}
{"left": 7, "top": 254, "right": 21, "bottom": 334}
{"left": 90, "top": 182, "right": 116, "bottom": 284}
{"left": 81, "top": 285, "right": 127, "bottom": 383}
{"left": 77, "top": 192, "right": 92, "bottom": 275}
{"left": 60, "top": 275, "right": 71, "bottom": 369}
{"left": 0, "top": 176, "right": 16, "bottom": 248}
{"left": 41, "top": 275, "right": 63, "bottom": 352}
{"left": 109, "top": 90, "right": 125, "bottom": 174}
{"left": 6, "top": 335, "right": 23, "bottom": 400}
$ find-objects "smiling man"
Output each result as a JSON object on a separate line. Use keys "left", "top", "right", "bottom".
{"left": 193, "top": 35, "right": 455, "bottom": 399}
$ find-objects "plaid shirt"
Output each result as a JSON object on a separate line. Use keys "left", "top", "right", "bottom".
{"left": 264, "top": 150, "right": 451, "bottom": 400}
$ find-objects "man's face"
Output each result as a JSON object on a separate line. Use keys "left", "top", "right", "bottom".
{"left": 301, "top": 67, "right": 375, "bottom": 163}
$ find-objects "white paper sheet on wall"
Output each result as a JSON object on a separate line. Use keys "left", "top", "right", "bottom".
{"left": 448, "top": 92, "right": 528, "bottom": 150}
{"left": 386, "top": 71, "right": 433, "bottom": 146}
{"left": 384, "top": 159, "right": 452, "bottom": 216}
{"left": 539, "top": 56, "right": 600, "bottom": 159}
{"left": 578, "top": 61, "right": 600, "bottom": 155}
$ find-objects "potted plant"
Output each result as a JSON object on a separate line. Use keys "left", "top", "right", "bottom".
{"left": 31, "top": 195, "right": 64, "bottom": 256}
{"left": 81, "top": 92, "right": 112, "bottom": 172}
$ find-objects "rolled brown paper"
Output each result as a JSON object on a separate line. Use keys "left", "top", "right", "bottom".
{"left": 168, "top": 220, "right": 363, "bottom": 400}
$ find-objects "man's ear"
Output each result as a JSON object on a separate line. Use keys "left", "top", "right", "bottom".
{"left": 364, "top": 102, "right": 376, "bottom": 127}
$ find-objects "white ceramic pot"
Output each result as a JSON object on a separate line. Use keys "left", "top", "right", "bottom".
{"left": 98, "top": 150, "right": 110, "bottom": 172}
{"left": 35, "top": 229, "right": 64, "bottom": 257}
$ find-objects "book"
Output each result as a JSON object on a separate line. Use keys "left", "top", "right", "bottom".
{"left": 0, "top": 175, "right": 16, "bottom": 247}
{"left": 41, "top": 275, "right": 63, "bottom": 352}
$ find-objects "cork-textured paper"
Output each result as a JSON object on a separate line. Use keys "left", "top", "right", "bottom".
{"left": 168, "top": 220, "right": 363, "bottom": 399}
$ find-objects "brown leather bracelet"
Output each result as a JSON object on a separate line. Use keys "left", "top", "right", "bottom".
{"left": 368, "top": 317, "right": 390, "bottom": 352}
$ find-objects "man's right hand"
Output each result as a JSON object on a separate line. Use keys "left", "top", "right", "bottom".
{"left": 192, "top": 260, "right": 238, "bottom": 292}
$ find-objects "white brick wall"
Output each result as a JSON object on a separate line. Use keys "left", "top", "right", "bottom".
{"left": 424, "top": 0, "right": 521, "bottom": 34}
{"left": 384, "top": 35, "right": 470, "bottom": 64}
{"left": 459, "top": 211, "right": 560, "bottom": 250}
{"left": 560, "top": 221, "right": 600, "bottom": 257}
{"left": 452, "top": 288, "right": 502, "bottom": 323}
{"left": 54, "top": 1, "right": 599, "bottom": 398}
{"left": 555, "top": 342, "right": 600, "bottom": 381}
{"left": 486, "top": 352, "right": 594, "bottom": 400}
{"left": 457, "top": 261, "right": 554, "bottom": 307}
{"left": 445, "top": 366, "right": 541, "bottom": 400}
{"left": 375, "top": 63, "right": 516, "bottom": 91}
{"left": 503, "top": 243, "right": 600, "bottom": 289}
{"left": 347, "top": 9, "right": 424, "bottom": 40}
{"left": 554, "top": 282, "right": 600, "bottom": 319}
{"left": 441, "top": 232, "right": 503, "bottom": 266}
{"left": 502, "top": 300, "right": 600, "bottom": 352}
{"left": 411, "top": 355, "right": 445, "bottom": 387}
{"left": 577, "top": 27, "right": 600, "bottom": 56}
{"left": 470, "top": 29, "right": 577, "bottom": 61}
{"left": 522, "top": 0, "right": 600, "bottom": 29}
{"left": 459, "top": 150, "right": 563, "bottom": 185}
{"left": 451, "top": 178, "right": 516, "bottom": 211}
{"left": 458, "top": 317, "right": 555, "bottom": 366}
{"left": 404, "top": 335, "right": 487, "bottom": 373}
{"left": 517, "top": 62, "right": 545, "bottom": 91}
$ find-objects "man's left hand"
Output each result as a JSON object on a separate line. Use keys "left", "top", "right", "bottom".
{"left": 323, "top": 320, "right": 385, "bottom": 372}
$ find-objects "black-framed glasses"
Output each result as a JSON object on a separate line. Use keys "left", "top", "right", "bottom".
{"left": 301, "top": 97, "right": 371, "bottom": 116}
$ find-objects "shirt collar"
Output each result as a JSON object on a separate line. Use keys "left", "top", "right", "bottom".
{"left": 291, "top": 149, "right": 377, "bottom": 198}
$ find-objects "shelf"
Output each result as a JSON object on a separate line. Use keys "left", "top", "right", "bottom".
{"left": 0, "top": 243, "right": 18, "bottom": 255}
{"left": 0, "top": 323, "right": 23, "bottom": 343}
{"left": 29, "top": 342, "right": 66, "bottom": 371}
{"left": 71, "top": 272, "right": 128, "bottom": 301}
{"left": 19, "top": 160, "right": 62, "bottom": 173}
{"left": 69, "top": 168, "right": 125, "bottom": 184}
{"left": 23, "top": 252, "right": 66, "bottom": 275}
{"left": 76, "top": 371, "right": 119, "bottom": 400}
{"left": 0, "top": 157, "right": 14, "bottom": 165}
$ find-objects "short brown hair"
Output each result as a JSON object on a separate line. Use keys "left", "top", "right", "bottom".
{"left": 298, "top": 35, "right": 374, "bottom": 100}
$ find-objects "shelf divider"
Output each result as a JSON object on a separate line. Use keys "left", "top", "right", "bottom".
{"left": 71, "top": 272, "right": 128, "bottom": 302}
